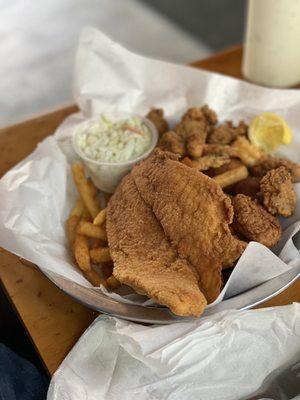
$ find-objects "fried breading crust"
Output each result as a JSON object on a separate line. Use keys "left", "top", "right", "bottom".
{"left": 107, "top": 173, "right": 207, "bottom": 316}
{"left": 260, "top": 167, "right": 296, "bottom": 217}
{"left": 132, "top": 150, "right": 246, "bottom": 303}
{"left": 182, "top": 105, "right": 218, "bottom": 126}
{"left": 146, "top": 108, "right": 169, "bottom": 135}
{"left": 251, "top": 157, "right": 300, "bottom": 182}
{"left": 202, "top": 144, "right": 240, "bottom": 158}
{"left": 182, "top": 155, "right": 230, "bottom": 171}
{"left": 232, "top": 194, "right": 281, "bottom": 247}
{"left": 156, "top": 107, "right": 251, "bottom": 160}
{"left": 158, "top": 131, "right": 185, "bottom": 156}
{"left": 175, "top": 119, "right": 207, "bottom": 157}
{"left": 208, "top": 121, "right": 247, "bottom": 145}
{"left": 231, "top": 137, "right": 266, "bottom": 166}
{"left": 201, "top": 104, "right": 218, "bottom": 126}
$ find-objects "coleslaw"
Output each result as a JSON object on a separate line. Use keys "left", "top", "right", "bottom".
{"left": 76, "top": 115, "right": 152, "bottom": 163}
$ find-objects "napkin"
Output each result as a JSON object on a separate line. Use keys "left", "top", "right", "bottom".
{"left": 47, "top": 304, "right": 300, "bottom": 400}
{"left": 0, "top": 27, "right": 300, "bottom": 309}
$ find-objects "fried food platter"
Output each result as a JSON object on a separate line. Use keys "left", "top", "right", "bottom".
{"left": 60, "top": 105, "right": 300, "bottom": 323}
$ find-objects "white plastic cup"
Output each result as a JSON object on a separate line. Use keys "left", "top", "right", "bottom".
{"left": 72, "top": 114, "right": 158, "bottom": 193}
{"left": 243, "top": 0, "right": 300, "bottom": 88}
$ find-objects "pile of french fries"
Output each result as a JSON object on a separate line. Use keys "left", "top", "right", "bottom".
{"left": 66, "top": 163, "right": 120, "bottom": 289}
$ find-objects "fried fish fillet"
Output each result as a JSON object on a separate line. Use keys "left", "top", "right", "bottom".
{"left": 106, "top": 173, "right": 207, "bottom": 317}
{"left": 107, "top": 150, "right": 246, "bottom": 316}
{"left": 132, "top": 150, "right": 246, "bottom": 303}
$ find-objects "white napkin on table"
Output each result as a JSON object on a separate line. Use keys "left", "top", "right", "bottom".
{"left": 47, "top": 304, "right": 300, "bottom": 400}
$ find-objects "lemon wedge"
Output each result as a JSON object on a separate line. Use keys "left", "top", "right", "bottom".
{"left": 249, "top": 112, "right": 292, "bottom": 152}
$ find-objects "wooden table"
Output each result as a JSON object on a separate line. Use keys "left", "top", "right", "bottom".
{"left": 1, "top": 46, "right": 300, "bottom": 376}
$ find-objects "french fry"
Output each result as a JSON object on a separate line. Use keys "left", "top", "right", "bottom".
{"left": 93, "top": 208, "right": 106, "bottom": 226}
{"left": 66, "top": 199, "right": 85, "bottom": 246}
{"left": 90, "top": 247, "right": 111, "bottom": 263}
{"left": 74, "top": 234, "right": 91, "bottom": 271}
{"left": 77, "top": 221, "right": 107, "bottom": 240}
{"left": 106, "top": 276, "right": 121, "bottom": 289}
{"left": 87, "top": 178, "right": 98, "bottom": 197}
{"left": 213, "top": 165, "right": 248, "bottom": 188}
{"left": 84, "top": 269, "right": 104, "bottom": 286}
{"left": 66, "top": 215, "right": 81, "bottom": 247}
{"left": 82, "top": 207, "right": 92, "bottom": 221}
{"left": 70, "top": 198, "right": 85, "bottom": 217}
{"left": 72, "top": 163, "right": 101, "bottom": 218}
{"left": 232, "top": 137, "right": 266, "bottom": 166}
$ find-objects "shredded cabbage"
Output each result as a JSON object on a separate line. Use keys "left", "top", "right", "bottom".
{"left": 76, "top": 115, "right": 152, "bottom": 163}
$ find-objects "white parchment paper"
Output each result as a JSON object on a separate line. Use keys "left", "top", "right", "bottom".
{"left": 47, "top": 304, "right": 300, "bottom": 400}
{"left": 1, "top": 27, "right": 300, "bottom": 307}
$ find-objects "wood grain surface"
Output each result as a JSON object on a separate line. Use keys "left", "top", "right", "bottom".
{"left": 0, "top": 46, "right": 299, "bottom": 375}
{"left": 191, "top": 46, "right": 243, "bottom": 79}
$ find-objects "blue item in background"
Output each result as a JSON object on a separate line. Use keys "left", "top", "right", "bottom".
{"left": 0, "top": 344, "right": 48, "bottom": 400}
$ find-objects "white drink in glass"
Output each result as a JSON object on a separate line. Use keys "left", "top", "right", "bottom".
{"left": 243, "top": 0, "right": 300, "bottom": 87}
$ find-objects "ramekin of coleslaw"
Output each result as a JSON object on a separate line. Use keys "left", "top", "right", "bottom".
{"left": 72, "top": 113, "right": 158, "bottom": 192}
